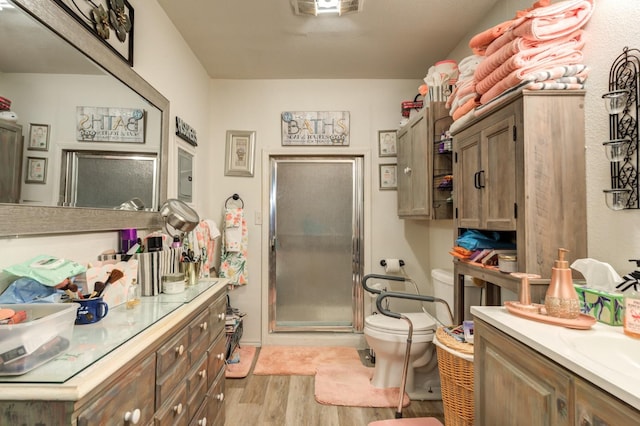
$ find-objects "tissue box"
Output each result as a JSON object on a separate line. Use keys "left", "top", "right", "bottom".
{"left": 574, "top": 284, "right": 625, "bottom": 326}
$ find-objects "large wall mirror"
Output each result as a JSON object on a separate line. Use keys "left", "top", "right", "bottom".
{"left": 0, "top": 0, "right": 168, "bottom": 237}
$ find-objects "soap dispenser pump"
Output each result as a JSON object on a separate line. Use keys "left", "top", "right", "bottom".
{"left": 544, "top": 248, "right": 581, "bottom": 319}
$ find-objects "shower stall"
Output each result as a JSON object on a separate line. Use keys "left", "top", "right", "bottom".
{"left": 268, "top": 155, "right": 364, "bottom": 333}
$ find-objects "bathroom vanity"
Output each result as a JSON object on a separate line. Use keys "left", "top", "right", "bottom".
{"left": 0, "top": 279, "right": 228, "bottom": 425}
{"left": 472, "top": 306, "right": 639, "bottom": 426}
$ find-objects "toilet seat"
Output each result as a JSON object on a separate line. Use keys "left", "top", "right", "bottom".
{"left": 365, "top": 312, "right": 436, "bottom": 336}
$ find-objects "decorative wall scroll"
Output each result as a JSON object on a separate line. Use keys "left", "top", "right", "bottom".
{"left": 52, "top": 0, "right": 134, "bottom": 66}
{"left": 281, "top": 111, "right": 350, "bottom": 146}
{"left": 76, "top": 106, "right": 145, "bottom": 143}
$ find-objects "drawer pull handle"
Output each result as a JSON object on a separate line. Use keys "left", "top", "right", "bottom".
{"left": 173, "top": 403, "right": 183, "bottom": 415}
{"left": 200, "top": 322, "right": 208, "bottom": 331}
{"left": 175, "top": 344, "right": 185, "bottom": 356}
{"left": 199, "top": 369, "right": 207, "bottom": 379}
{"left": 198, "top": 418, "right": 207, "bottom": 426}
{"left": 216, "top": 392, "right": 225, "bottom": 402}
{"left": 217, "top": 312, "right": 225, "bottom": 321}
{"left": 124, "top": 408, "right": 141, "bottom": 424}
{"left": 217, "top": 352, "right": 225, "bottom": 360}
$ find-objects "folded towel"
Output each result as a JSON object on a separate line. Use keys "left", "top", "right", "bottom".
{"left": 475, "top": 30, "right": 585, "bottom": 95}
{"left": 512, "top": 0, "right": 595, "bottom": 40}
{"left": 224, "top": 208, "right": 244, "bottom": 252}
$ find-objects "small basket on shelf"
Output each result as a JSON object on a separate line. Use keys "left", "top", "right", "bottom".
{"left": 434, "top": 326, "right": 474, "bottom": 426}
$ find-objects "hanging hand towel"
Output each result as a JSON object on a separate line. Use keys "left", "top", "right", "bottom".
{"left": 194, "top": 219, "right": 221, "bottom": 277}
{"left": 220, "top": 207, "right": 248, "bottom": 286}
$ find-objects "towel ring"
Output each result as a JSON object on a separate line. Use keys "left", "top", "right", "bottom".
{"left": 225, "top": 193, "right": 244, "bottom": 208}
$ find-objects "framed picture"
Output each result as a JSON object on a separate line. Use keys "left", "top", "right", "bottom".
{"left": 28, "top": 124, "right": 50, "bottom": 151}
{"left": 379, "top": 164, "right": 397, "bottom": 190}
{"left": 26, "top": 157, "right": 48, "bottom": 184}
{"left": 378, "top": 130, "right": 397, "bottom": 157}
{"left": 225, "top": 130, "right": 256, "bottom": 177}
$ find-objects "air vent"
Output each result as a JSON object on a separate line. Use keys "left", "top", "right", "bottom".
{"left": 292, "top": 0, "right": 364, "bottom": 16}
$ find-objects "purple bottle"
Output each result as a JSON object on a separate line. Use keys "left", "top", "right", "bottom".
{"left": 119, "top": 229, "right": 138, "bottom": 254}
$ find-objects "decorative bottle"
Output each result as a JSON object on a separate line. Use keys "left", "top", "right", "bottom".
{"left": 624, "top": 289, "right": 640, "bottom": 338}
{"left": 544, "top": 248, "right": 581, "bottom": 319}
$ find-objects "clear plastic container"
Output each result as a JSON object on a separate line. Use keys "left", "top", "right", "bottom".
{"left": 0, "top": 303, "right": 77, "bottom": 375}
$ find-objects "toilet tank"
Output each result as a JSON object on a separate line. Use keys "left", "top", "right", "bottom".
{"left": 431, "top": 269, "right": 482, "bottom": 323}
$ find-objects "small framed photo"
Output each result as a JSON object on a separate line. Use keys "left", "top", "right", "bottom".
{"left": 378, "top": 130, "right": 397, "bottom": 157}
{"left": 28, "top": 123, "right": 50, "bottom": 151}
{"left": 225, "top": 130, "right": 256, "bottom": 177}
{"left": 379, "top": 163, "right": 397, "bottom": 190}
{"left": 26, "top": 156, "right": 47, "bottom": 184}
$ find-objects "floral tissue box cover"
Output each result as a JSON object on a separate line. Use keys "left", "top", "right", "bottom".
{"left": 574, "top": 284, "right": 624, "bottom": 326}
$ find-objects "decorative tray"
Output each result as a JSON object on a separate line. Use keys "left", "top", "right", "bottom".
{"left": 504, "top": 301, "right": 596, "bottom": 330}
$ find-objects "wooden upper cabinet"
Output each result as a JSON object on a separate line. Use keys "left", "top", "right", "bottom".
{"left": 452, "top": 91, "right": 587, "bottom": 277}
{"left": 397, "top": 102, "right": 453, "bottom": 219}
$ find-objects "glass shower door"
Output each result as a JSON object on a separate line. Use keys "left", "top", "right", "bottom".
{"left": 269, "top": 156, "right": 364, "bottom": 332}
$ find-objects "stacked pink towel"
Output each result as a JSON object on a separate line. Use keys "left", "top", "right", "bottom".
{"left": 471, "top": 0, "right": 594, "bottom": 107}
{"left": 446, "top": 55, "right": 483, "bottom": 121}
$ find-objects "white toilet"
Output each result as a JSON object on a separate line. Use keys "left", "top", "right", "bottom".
{"left": 364, "top": 269, "right": 481, "bottom": 400}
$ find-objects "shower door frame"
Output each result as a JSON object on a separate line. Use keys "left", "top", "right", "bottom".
{"left": 268, "top": 154, "right": 364, "bottom": 333}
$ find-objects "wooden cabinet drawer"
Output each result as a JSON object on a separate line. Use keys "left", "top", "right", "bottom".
{"left": 207, "top": 332, "right": 226, "bottom": 389}
{"left": 206, "top": 368, "right": 226, "bottom": 426}
{"left": 77, "top": 354, "right": 156, "bottom": 426}
{"left": 186, "top": 355, "right": 209, "bottom": 421}
{"left": 154, "top": 382, "right": 188, "bottom": 426}
{"left": 208, "top": 293, "right": 227, "bottom": 343}
{"left": 188, "top": 309, "right": 211, "bottom": 363}
{"left": 156, "top": 328, "right": 190, "bottom": 408}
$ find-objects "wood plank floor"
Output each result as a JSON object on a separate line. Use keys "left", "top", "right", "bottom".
{"left": 224, "top": 347, "right": 445, "bottom": 426}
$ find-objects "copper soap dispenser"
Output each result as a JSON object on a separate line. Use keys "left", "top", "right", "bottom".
{"left": 544, "top": 248, "right": 581, "bottom": 319}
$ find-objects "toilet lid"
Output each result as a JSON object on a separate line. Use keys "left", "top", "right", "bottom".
{"left": 365, "top": 312, "right": 436, "bottom": 335}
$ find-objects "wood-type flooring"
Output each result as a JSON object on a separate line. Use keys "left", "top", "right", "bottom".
{"left": 224, "top": 347, "right": 445, "bottom": 426}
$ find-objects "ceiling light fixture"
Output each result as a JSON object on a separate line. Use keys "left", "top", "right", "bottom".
{"left": 292, "top": 0, "right": 364, "bottom": 16}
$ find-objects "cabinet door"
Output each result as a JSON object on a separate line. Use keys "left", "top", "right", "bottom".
{"left": 455, "top": 131, "right": 482, "bottom": 228}
{"left": 409, "top": 113, "right": 430, "bottom": 217}
{"left": 574, "top": 377, "right": 639, "bottom": 425}
{"left": 397, "top": 126, "right": 412, "bottom": 216}
{"left": 0, "top": 120, "right": 23, "bottom": 203}
{"left": 77, "top": 354, "right": 156, "bottom": 426}
{"left": 481, "top": 116, "right": 517, "bottom": 230}
{"left": 475, "top": 320, "right": 572, "bottom": 426}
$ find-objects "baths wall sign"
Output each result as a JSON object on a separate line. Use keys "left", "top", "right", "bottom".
{"left": 175, "top": 116, "right": 198, "bottom": 147}
{"left": 76, "top": 106, "right": 145, "bottom": 143}
{"left": 281, "top": 111, "right": 350, "bottom": 146}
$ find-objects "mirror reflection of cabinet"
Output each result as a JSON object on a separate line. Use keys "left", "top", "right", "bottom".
{"left": 178, "top": 148, "right": 193, "bottom": 203}
{"left": 0, "top": 119, "right": 23, "bottom": 204}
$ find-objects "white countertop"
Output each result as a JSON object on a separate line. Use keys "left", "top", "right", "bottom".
{"left": 0, "top": 278, "right": 227, "bottom": 401}
{"left": 471, "top": 306, "right": 640, "bottom": 409}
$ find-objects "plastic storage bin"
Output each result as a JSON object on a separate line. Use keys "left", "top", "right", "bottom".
{"left": 0, "top": 303, "right": 78, "bottom": 375}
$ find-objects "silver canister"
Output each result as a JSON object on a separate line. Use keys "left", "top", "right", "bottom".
{"left": 498, "top": 254, "right": 517, "bottom": 273}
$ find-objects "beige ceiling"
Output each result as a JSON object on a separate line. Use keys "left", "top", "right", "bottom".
{"left": 157, "top": 0, "right": 500, "bottom": 80}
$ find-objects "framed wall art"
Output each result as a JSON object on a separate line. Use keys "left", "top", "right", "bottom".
{"left": 26, "top": 157, "right": 47, "bottom": 184}
{"left": 225, "top": 130, "right": 256, "bottom": 177}
{"left": 28, "top": 123, "right": 50, "bottom": 151}
{"left": 52, "top": 0, "right": 134, "bottom": 66}
{"left": 378, "top": 130, "right": 397, "bottom": 157}
{"left": 379, "top": 163, "right": 397, "bottom": 190}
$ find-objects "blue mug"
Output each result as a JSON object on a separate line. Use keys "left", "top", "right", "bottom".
{"left": 74, "top": 297, "right": 109, "bottom": 325}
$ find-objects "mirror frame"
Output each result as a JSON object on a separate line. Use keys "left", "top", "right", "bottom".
{"left": 0, "top": 0, "right": 168, "bottom": 237}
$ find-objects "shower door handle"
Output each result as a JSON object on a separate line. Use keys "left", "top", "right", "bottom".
{"left": 271, "top": 236, "right": 277, "bottom": 251}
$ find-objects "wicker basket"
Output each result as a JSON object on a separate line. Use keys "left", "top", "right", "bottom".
{"left": 434, "top": 327, "right": 474, "bottom": 426}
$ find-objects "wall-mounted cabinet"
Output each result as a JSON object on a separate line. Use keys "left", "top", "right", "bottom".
{"left": 451, "top": 91, "right": 587, "bottom": 323}
{"left": 397, "top": 102, "right": 453, "bottom": 219}
{"left": 0, "top": 119, "right": 23, "bottom": 204}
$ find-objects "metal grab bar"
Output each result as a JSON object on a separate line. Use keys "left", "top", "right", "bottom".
{"left": 362, "top": 273, "right": 406, "bottom": 295}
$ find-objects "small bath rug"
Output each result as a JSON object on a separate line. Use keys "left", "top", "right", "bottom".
{"left": 225, "top": 345, "right": 257, "bottom": 379}
{"left": 252, "top": 345, "right": 361, "bottom": 376}
{"left": 315, "top": 363, "right": 410, "bottom": 408}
